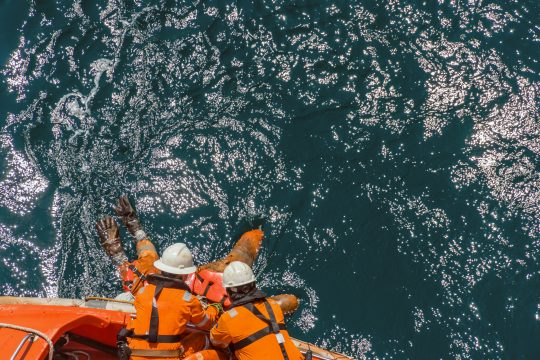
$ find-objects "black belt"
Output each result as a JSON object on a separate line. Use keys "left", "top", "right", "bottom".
{"left": 129, "top": 334, "right": 183, "bottom": 343}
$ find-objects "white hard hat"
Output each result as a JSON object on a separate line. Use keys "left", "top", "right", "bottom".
{"left": 154, "top": 243, "right": 197, "bottom": 275}
{"left": 222, "top": 261, "right": 256, "bottom": 288}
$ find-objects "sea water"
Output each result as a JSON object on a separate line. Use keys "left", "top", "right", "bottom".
{"left": 0, "top": 0, "right": 539, "bottom": 358}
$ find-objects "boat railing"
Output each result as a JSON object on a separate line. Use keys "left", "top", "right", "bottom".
{"left": 0, "top": 323, "right": 54, "bottom": 360}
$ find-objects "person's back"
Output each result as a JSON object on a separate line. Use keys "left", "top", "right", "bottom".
{"left": 209, "top": 261, "right": 304, "bottom": 360}
{"left": 211, "top": 297, "right": 303, "bottom": 360}
{"left": 128, "top": 274, "right": 215, "bottom": 359}
{"left": 120, "top": 243, "right": 218, "bottom": 360}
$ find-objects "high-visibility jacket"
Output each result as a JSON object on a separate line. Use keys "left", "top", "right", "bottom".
{"left": 127, "top": 274, "right": 219, "bottom": 359}
{"left": 210, "top": 298, "right": 304, "bottom": 360}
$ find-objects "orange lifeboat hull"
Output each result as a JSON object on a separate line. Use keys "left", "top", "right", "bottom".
{"left": 0, "top": 303, "right": 129, "bottom": 359}
{"left": 0, "top": 298, "right": 353, "bottom": 360}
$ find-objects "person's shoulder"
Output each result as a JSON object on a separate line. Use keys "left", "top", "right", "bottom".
{"left": 136, "top": 283, "right": 154, "bottom": 296}
{"left": 181, "top": 290, "right": 193, "bottom": 302}
{"left": 267, "top": 298, "right": 285, "bottom": 315}
{"left": 161, "top": 287, "right": 193, "bottom": 302}
{"left": 223, "top": 307, "right": 240, "bottom": 319}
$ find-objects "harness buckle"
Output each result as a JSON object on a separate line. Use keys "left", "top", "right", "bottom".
{"left": 275, "top": 333, "right": 285, "bottom": 344}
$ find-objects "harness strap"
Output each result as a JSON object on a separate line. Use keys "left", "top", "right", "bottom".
{"left": 231, "top": 300, "right": 290, "bottom": 360}
{"left": 128, "top": 264, "right": 146, "bottom": 281}
{"left": 127, "top": 264, "right": 147, "bottom": 294}
{"left": 263, "top": 300, "right": 290, "bottom": 360}
{"left": 243, "top": 302, "right": 272, "bottom": 327}
{"left": 129, "top": 334, "right": 183, "bottom": 343}
{"left": 230, "top": 324, "right": 287, "bottom": 350}
{"left": 148, "top": 284, "right": 163, "bottom": 343}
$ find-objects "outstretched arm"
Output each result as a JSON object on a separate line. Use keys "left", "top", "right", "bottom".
{"left": 114, "top": 195, "right": 157, "bottom": 260}
{"left": 112, "top": 196, "right": 158, "bottom": 294}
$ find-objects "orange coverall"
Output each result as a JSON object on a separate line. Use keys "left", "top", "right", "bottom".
{"left": 210, "top": 298, "right": 304, "bottom": 360}
{"left": 128, "top": 279, "right": 219, "bottom": 360}
{"left": 119, "top": 238, "right": 159, "bottom": 295}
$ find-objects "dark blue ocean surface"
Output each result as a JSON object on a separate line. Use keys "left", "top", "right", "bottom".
{"left": 1, "top": 0, "right": 539, "bottom": 358}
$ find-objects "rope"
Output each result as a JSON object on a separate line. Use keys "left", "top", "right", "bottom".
{"left": 84, "top": 296, "right": 134, "bottom": 305}
{"left": 64, "top": 350, "right": 91, "bottom": 360}
{"left": 0, "top": 323, "right": 54, "bottom": 360}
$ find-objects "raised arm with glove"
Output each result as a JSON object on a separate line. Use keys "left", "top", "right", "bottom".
{"left": 96, "top": 196, "right": 158, "bottom": 295}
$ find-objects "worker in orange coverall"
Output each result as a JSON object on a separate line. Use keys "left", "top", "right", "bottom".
{"left": 118, "top": 242, "right": 220, "bottom": 359}
{"left": 199, "top": 261, "right": 304, "bottom": 360}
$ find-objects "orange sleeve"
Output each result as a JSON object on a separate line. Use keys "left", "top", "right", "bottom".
{"left": 133, "top": 239, "right": 158, "bottom": 275}
{"left": 189, "top": 296, "right": 218, "bottom": 330}
{"left": 127, "top": 239, "right": 158, "bottom": 295}
{"left": 210, "top": 315, "right": 232, "bottom": 348}
{"left": 136, "top": 238, "right": 158, "bottom": 262}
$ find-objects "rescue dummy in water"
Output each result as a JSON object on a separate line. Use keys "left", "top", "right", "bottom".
{"left": 95, "top": 195, "right": 299, "bottom": 314}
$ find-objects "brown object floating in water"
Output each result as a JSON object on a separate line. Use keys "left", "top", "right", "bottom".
{"left": 199, "top": 229, "right": 264, "bottom": 272}
{"left": 268, "top": 294, "right": 300, "bottom": 315}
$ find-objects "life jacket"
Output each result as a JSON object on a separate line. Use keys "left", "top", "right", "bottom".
{"left": 228, "top": 292, "right": 292, "bottom": 360}
{"left": 189, "top": 269, "right": 231, "bottom": 308}
{"left": 125, "top": 274, "right": 194, "bottom": 357}
{"left": 121, "top": 261, "right": 156, "bottom": 295}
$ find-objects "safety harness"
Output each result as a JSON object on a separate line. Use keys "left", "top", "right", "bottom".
{"left": 230, "top": 299, "right": 290, "bottom": 360}
{"left": 118, "top": 274, "right": 192, "bottom": 358}
{"left": 122, "top": 262, "right": 152, "bottom": 295}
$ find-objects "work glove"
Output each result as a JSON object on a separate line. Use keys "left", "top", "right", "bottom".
{"left": 207, "top": 302, "right": 224, "bottom": 315}
{"left": 114, "top": 195, "right": 146, "bottom": 240}
{"left": 96, "top": 216, "right": 127, "bottom": 264}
